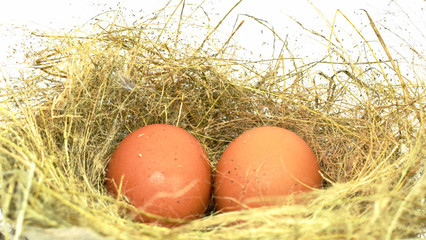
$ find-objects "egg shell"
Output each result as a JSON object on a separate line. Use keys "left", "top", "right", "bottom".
{"left": 214, "top": 126, "right": 322, "bottom": 212}
{"left": 106, "top": 124, "right": 212, "bottom": 226}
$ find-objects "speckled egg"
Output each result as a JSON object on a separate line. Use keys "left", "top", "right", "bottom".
{"left": 214, "top": 126, "right": 322, "bottom": 212}
{"left": 106, "top": 124, "right": 212, "bottom": 226}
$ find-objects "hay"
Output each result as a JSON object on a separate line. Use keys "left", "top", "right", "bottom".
{"left": 1, "top": 2, "right": 425, "bottom": 240}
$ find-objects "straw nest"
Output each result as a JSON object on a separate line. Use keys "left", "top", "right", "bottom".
{"left": 1, "top": 3, "right": 425, "bottom": 240}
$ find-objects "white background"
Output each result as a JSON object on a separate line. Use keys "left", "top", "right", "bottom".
{"left": 0, "top": 0, "right": 425, "bottom": 80}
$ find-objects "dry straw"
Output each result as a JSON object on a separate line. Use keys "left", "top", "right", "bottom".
{"left": 1, "top": 1, "right": 425, "bottom": 239}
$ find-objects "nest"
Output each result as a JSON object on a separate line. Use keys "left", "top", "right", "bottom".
{"left": 1, "top": 3, "right": 425, "bottom": 240}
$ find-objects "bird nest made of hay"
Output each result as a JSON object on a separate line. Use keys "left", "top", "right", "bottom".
{"left": 1, "top": 3, "right": 425, "bottom": 240}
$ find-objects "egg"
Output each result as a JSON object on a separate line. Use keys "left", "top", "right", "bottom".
{"left": 214, "top": 126, "right": 322, "bottom": 212}
{"left": 106, "top": 124, "right": 212, "bottom": 226}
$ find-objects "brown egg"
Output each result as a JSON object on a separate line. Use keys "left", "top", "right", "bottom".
{"left": 214, "top": 126, "right": 322, "bottom": 212}
{"left": 106, "top": 124, "right": 212, "bottom": 226}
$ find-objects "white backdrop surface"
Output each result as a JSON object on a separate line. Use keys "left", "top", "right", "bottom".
{"left": 0, "top": 0, "right": 425, "bottom": 80}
